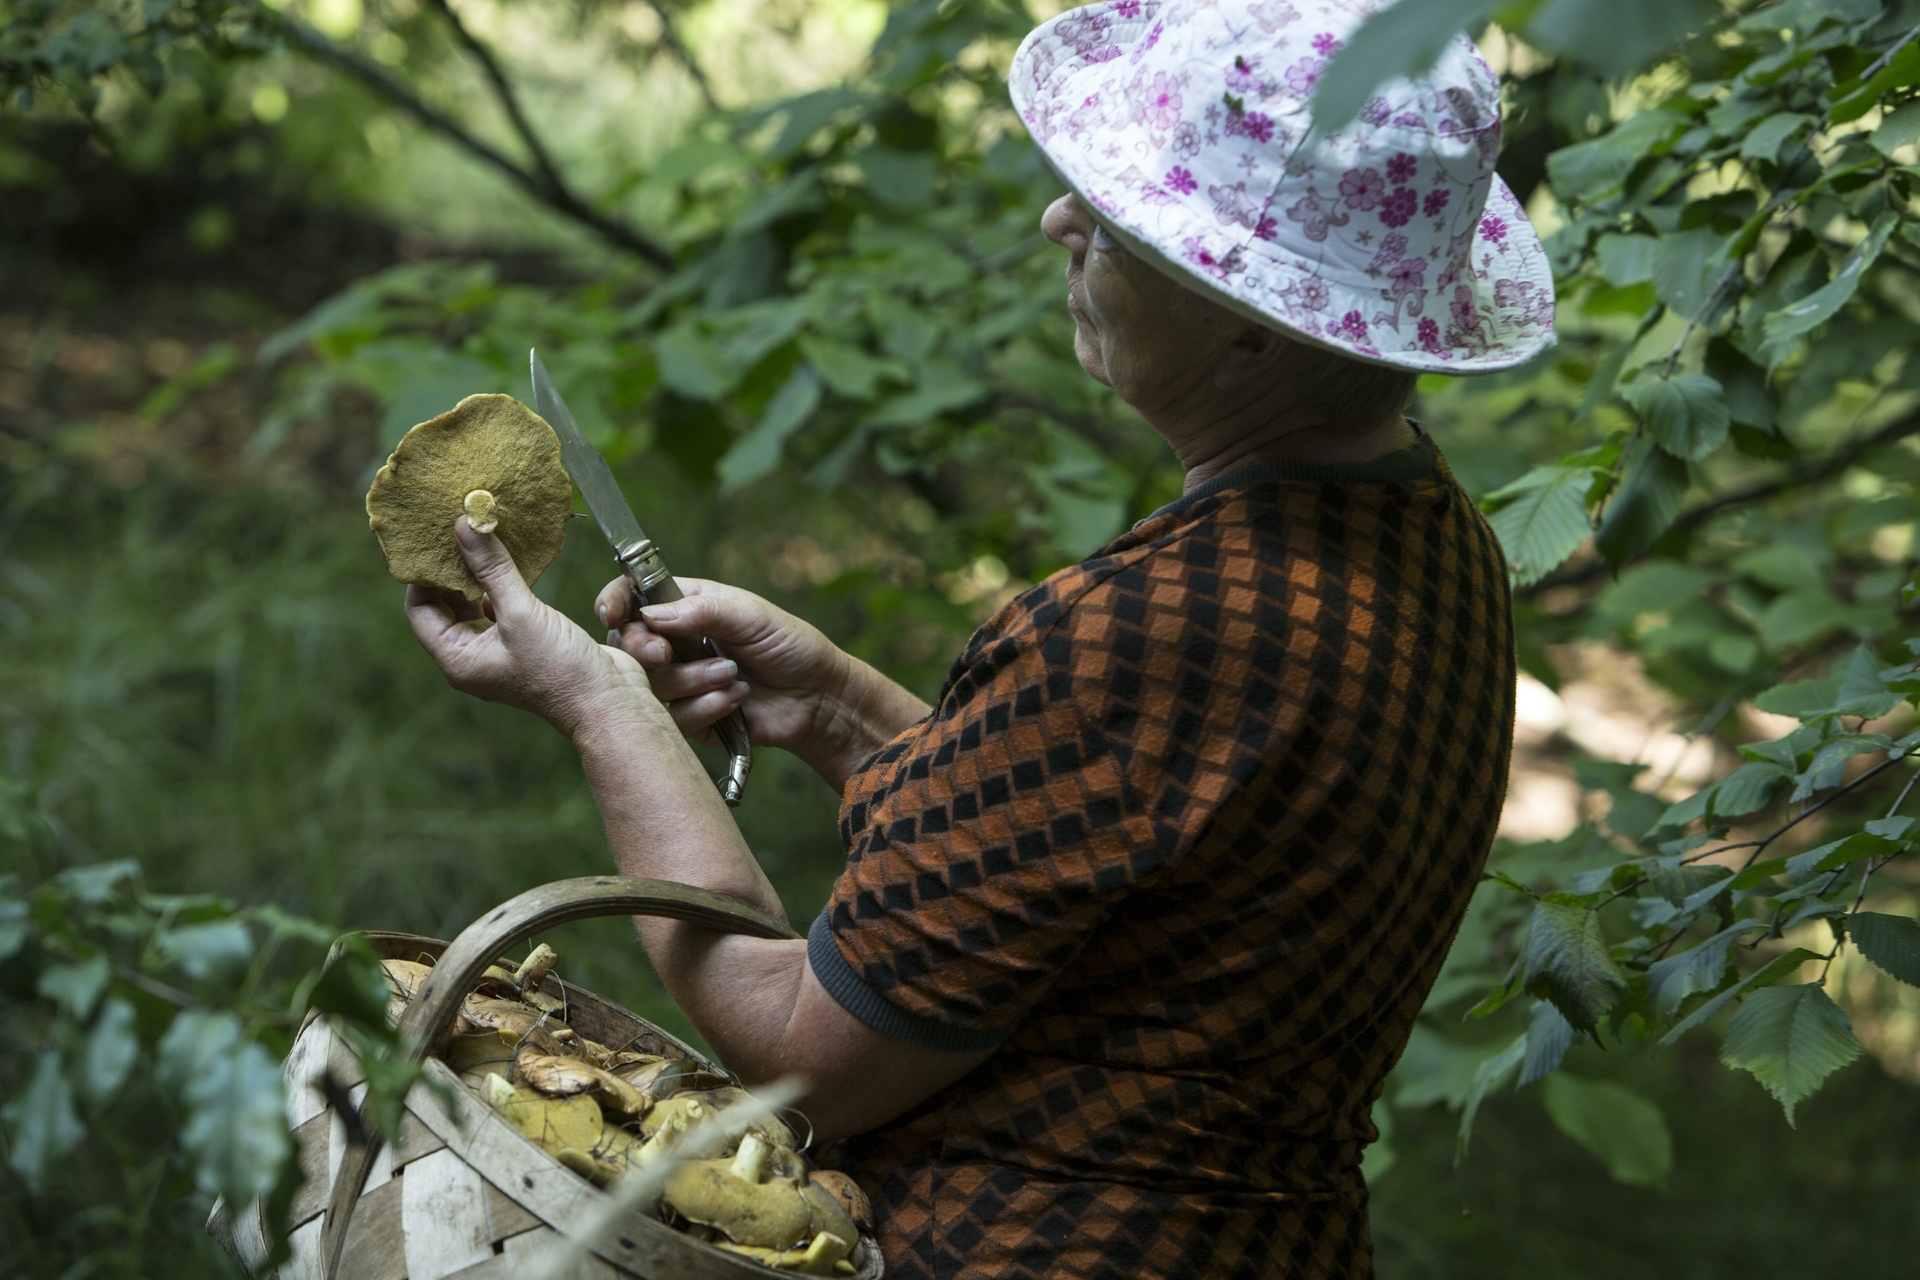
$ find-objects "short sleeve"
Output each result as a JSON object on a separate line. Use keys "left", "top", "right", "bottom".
{"left": 811, "top": 537, "right": 1282, "bottom": 1048}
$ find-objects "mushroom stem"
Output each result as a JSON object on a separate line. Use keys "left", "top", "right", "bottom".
{"left": 730, "top": 1133, "right": 771, "bottom": 1184}
{"left": 464, "top": 488, "right": 500, "bottom": 533}
{"left": 513, "top": 941, "right": 559, "bottom": 990}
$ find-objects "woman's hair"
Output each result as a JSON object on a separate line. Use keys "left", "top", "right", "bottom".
{"left": 1288, "top": 340, "right": 1419, "bottom": 431}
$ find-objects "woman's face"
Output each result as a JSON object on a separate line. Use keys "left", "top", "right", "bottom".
{"left": 1040, "top": 192, "right": 1243, "bottom": 414}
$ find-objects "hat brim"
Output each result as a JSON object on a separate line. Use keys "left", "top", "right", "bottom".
{"left": 1009, "top": 13, "right": 1557, "bottom": 376}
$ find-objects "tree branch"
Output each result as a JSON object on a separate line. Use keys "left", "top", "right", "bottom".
{"left": 274, "top": 17, "right": 675, "bottom": 270}
{"left": 422, "top": 0, "right": 572, "bottom": 202}
{"left": 638, "top": 0, "right": 719, "bottom": 113}
{"left": 1520, "top": 407, "right": 1920, "bottom": 598}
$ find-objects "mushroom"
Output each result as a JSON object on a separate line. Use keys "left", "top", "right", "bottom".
{"left": 365, "top": 393, "right": 574, "bottom": 601}
{"left": 516, "top": 1051, "right": 651, "bottom": 1117}
{"left": 806, "top": 1170, "right": 872, "bottom": 1230}
{"left": 799, "top": 1182, "right": 857, "bottom": 1265}
{"left": 513, "top": 942, "right": 560, "bottom": 990}
{"left": 661, "top": 1155, "right": 813, "bottom": 1250}
{"left": 484, "top": 1074, "right": 603, "bottom": 1161}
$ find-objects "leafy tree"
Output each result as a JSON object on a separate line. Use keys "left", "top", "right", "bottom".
{"left": 5, "top": 0, "right": 1920, "bottom": 1245}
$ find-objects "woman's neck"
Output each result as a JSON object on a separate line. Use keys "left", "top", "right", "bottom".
{"left": 1152, "top": 389, "right": 1418, "bottom": 494}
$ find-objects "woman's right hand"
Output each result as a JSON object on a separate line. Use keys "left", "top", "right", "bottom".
{"left": 596, "top": 576, "right": 929, "bottom": 793}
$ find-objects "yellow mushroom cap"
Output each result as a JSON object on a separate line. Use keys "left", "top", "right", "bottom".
{"left": 365, "top": 393, "right": 573, "bottom": 600}
{"left": 661, "top": 1158, "right": 813, "bottom": 1250}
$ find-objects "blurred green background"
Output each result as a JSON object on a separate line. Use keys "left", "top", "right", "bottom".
{"left": 6, "top": 0, "right": 1920, "bottom": 1275}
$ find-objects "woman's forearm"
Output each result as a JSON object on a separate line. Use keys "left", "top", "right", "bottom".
{"left": 572, "top": 696, "right": 787, "bottom": 926}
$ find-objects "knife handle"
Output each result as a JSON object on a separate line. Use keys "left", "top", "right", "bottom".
{"left": 623, "top": 568, "right": 752, "bottom": 807}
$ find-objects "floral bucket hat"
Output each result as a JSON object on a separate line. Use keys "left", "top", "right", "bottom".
{"left": 1009, "top": 0, "right": 1556, "bottom": 373}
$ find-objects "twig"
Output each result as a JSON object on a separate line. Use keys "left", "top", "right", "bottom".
{"left": 274, "top": 16, "right": 675, "bottom": 270}
{"left": 638, "top": 0, "right": 719, "bottom": 113}
{"left": 423, "top": 0, "right": 572, "bottom": 201}
{"left": 1520, "top": 408, "right": 1920, "bottom": 598}
{"left": 1676, "top": 755, "right": 1905, "bottom": 868}
{"left": 1861, "top": 23, "right": 1920, "bottom": 82}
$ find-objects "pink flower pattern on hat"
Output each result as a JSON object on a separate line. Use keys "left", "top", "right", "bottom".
{"left": 1009, "top": 0, "right": 1555, "bottom": 373}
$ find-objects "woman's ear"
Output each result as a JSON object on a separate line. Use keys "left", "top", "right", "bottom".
{"left": 1214, "top": 326, "right": 1291, "bottom": 390}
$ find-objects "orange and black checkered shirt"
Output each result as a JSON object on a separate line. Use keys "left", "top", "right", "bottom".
{"left": 808, "top": 436, "right": 1515, "bottom": 1279}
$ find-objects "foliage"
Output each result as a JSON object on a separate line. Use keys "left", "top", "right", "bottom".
{"left": 7, "top": 0, "right": 1920, "bottom": 1254}
{"left": 0, "top": 771, "right": 407, "bottom": 1269}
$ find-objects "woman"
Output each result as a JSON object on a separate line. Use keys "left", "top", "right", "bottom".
{"left": 405, "top": 3, "right": 1553, "bottom": 1276}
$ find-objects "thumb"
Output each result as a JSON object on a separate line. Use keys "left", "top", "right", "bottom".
{"left": 455, "top": 517, "right": 535, "bottom": 617}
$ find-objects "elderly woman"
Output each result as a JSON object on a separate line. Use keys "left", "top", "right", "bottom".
{"left": 406, "top": 2, "right": 1553, "bottom": 1276}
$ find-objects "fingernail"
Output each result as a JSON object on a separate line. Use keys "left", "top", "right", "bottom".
{"left": 647, "top": 638, "right": 671, "bottom": 663}
{"left": 729, "top": 680, "right": 750, "bottom": 700}
{"left": 454, "top": 516, "right": 480, "bottom": 546}
{"left": 640, "top": 604, "right": 678, "bottom": 622}
{"left": 597, "top": 602, "right": 608, "bottom": 625}
{"left": 712, "top": 659, "right": 738, "bottom": 681}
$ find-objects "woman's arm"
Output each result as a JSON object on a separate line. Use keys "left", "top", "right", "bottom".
{"left": 405, "top": 519, "right": 986, "bottom": 1138}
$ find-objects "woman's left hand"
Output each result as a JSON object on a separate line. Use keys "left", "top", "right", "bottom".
{"left": 405, "top": 517, "right": 653, "bottom": 741}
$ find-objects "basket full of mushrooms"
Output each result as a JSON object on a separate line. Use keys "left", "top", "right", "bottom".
{"left": 208, "top": 877, "right": 883, "bottom": 1280}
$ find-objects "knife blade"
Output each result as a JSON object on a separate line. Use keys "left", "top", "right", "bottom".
{"left": 531, "top": 348, "right": 752, "bottom": 806}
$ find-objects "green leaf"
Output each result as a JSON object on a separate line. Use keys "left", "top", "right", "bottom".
{"left": 1761, "top": 213, "right": 1898, "bottom": 354}
{"left": 1547, "top": 111, "right": 1685, "bottom": 204}
{"left": 1791, "top": 734, "right": 1893, "bottom": 803}
{"left": 1307, "top": 0, "right": 1503, "bottom": 133}
{"left": 797, "top": 334, "right": 908, "bottom": 400}
{"left": 1719, "top": 984, "right": 1861, "bottom": 1124}
{"left": 1734, "top": 543, "right": 1825, "bottom": 592}
{"left": 1594, "top": 560, "right": 1717, "bottom": 623}
{"left": 1758, "top": 589, "right": 1853, "bottom": 652}
{"left": 1872, "top": 101, "right": 1920, "bottom": 156}
{"left": 159, "top": 919, "right": 254, "bottom": 982}
{"left": 1650, "top": 228, "right": 1728, "bottom": 321}
{"left": 36, "top": 956, "right": 110, "bottom": 1021}
{"left": 1595, "top": 233, "right": 1659, "bottom": 286}
{"left": 1456, "top": 1033, "right": 1527, "bottom": 1164}
{"left": 1648, "top": 920, "right": 1768, "bottom": 1021}
{"left": 1542, "top": 1074, "right": 1672, "bottom": 1186}
{"left": 1621, "top": 373, "right": 1729, "bottom": 461}
{"left": 1522, "top": 902, "right": 1625, "bottom": 1035}
{"left": 1660, "top": 947, "right": 1821, "bottom": 1044}
{"left": 1483, "top": 465, "right": 1594, "bottom": 585}
{"left": 1741, "top": 111, "right": 1812, "bottom": 163}
{"left": 1830, "top": 40, "right": 1920, "bottom": 124}
{"left": 1519, "top": 999, "right": 1577, "bottom": 1087}
{"left": 1847, "top": 911, "right": 1920, "bottom": 986}
{"left": 718, "top": 366, "right": 823, "bottom": 494}
{"left": 1526, "top": 0, "right": 1717, "bottom": 76}
{"left": 1594, "top": 439, "right": 1689, "bottom": 570}
{"left": 2, "top": 1051, "right": 85, "bottom": 1193}
{"left": 55, "top": 860, "right": 139, "bottom": 903}
{"left": 653, "top": 325, "right": 738, "bottom": 401}
{"left": 84, "top": 996, "right": 140, "bottom": 1103}
{"left": 156, "top": 1011, "right": 291, "bottom": 1204}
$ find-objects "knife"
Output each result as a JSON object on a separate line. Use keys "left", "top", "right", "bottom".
{"left": 531, "top": 349, "right": 752, "bottom": 806}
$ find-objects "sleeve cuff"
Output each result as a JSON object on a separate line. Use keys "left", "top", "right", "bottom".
{"left": 806, "top": 909, "right": 1013, "bottom": 1054}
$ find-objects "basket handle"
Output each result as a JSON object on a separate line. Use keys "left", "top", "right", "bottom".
{"left": 319, "top": 876, "right": 799, "bottom": 1279}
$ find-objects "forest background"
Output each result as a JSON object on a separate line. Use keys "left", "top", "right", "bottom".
{"left": 6, "top": 0, "right": 1920, "bottom": 1275}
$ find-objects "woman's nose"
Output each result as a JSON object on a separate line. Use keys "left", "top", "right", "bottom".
{"left": 1041, "top": 194, "right": 1090, "bottom": 261}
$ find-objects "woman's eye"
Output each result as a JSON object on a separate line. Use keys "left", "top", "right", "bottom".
{"left": 1092, "top": 224, "right": 1119, "bottom": 252}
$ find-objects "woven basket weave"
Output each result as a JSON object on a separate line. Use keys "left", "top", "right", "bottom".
{"left": 208, "top": 876, "right": 884, "bottom": 1280}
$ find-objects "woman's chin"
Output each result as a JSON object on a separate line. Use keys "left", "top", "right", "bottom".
{"left": 1072, "top": 335, "right": 1112, "bottom": 387}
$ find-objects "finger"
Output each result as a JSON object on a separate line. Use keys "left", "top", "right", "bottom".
{"left": 610, "top": 621, "right": 673, "bottom": 667}
{"left": 665, "top": 682, "right": 751, "bottom": 736}
{"left": 596, "top": 576, "right": 637, "bottom": 630}
{"left": 405, "top": 584, "right": 466, "bottom": 655}
{"left": 637, "top": 588, "right": 772, "bottom": 648}
{"left": 454, "top": 517, "right": 535, "bottom": 621}
{"left": 647, "top": 656, "right": 740, "bottom": 703}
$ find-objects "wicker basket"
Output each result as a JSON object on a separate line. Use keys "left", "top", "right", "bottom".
{"left": 209, "top": 876, "right": 884, "bottom": 1280}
